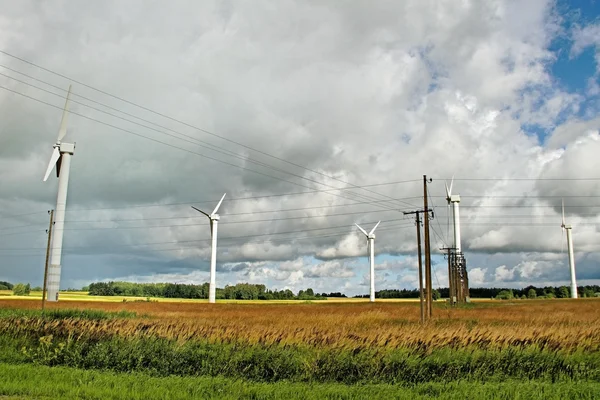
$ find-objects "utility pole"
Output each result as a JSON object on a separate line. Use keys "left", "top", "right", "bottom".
{"left": 423, "top": 175, "right": 433, "bottom": 319}
{"left": 415, "top": 213, "right": 423, "bottom": 323}
{"left": 440, "top": 247, "right": 457, "bottom": 306}
{"left": 404, "top": 208, "right": 432, "bottom": 324}
{"left": 42, "top": 209, "right": 54, "bottom": 311}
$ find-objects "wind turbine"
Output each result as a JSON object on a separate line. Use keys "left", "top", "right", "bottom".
{"left": 192, "top": 193, "right": 226, "bottom": 303}
{"left": 561, "top": 200, "right": 578, "bottom": 299}
{"left": 355, "top": 221, "right": 380, "bottom": 302}
{"left": 445, "top": 177, "right": 461, "bottom": 253}
{"left": 42, "top": 85, "right": 74, "bottom": 302}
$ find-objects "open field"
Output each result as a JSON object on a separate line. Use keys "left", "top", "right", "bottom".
{"left": 0, "top": 298, "right": 598, "bottom": 398}
{"left": 0, "top": 290, "right": 426, "bottom": 303}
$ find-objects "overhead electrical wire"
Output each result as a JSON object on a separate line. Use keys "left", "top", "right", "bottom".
{"left": 0, "top": 217, "right": 412, "bottom": 253}
{"left": 0, "top": 56, "right": 418, "bottom": 210}
{"left": 0, "top": 84, "right": 408, "bottom": 214}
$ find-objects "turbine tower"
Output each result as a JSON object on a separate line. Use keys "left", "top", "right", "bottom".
{"left": 42, "top": 85, "right": 74, "bottom": 302}
{"left": 355, "top": 221, "right": 380, "bottom": 302}
{"left": 445, "top": 178, "right": 461, "bottom": 252}
{"left": 445, "top": 177, "right": 469, "bottom": 303}
{"left": 561, "top": 200, "right": 578, "bottom": 299}
{"left": 192, "top": 193, "right": 226, "bottom": 303}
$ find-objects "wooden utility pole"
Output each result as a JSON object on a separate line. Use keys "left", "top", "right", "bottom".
{"left": 404, "top": 208, "right": 432, "bottom": 324}
{"left": 440, "top": 247, "right": 456, "bottom": 305}
{"left": 404, "top": 211, "right": 424, "bottom": 323}
{"left": 423, "top": 175, "right": 433, "bottom": 319}
{"left": 42, "top": 210, "right": 54, "bottom": 311}
{"left": 415, "top": 212, "right": 424, "bottom": 323}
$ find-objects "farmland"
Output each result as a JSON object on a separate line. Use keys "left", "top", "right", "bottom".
{"left": 0, "top": 298, "right": 599, "bottom": 398}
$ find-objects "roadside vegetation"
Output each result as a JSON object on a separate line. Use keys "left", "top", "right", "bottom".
{"left": 0, "top": 298, "right": 598, "bottom": 398}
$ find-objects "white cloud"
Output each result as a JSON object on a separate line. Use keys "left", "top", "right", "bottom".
{"left": 1, "top": 0, "right": 599, "bottom": 293}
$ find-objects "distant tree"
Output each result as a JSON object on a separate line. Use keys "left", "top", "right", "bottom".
{"left": 432, "top": 289, "right": 441, "bottom": 301}
{"left": 32, "top": 286, "right": 42, "bottom": 291}
{"left": 495, "top": 290, "right": 514, "bottom": 300}
{"left": 0, "top": 281, "right": 13, "bottom": 290}
{"left": 582, "top": 287, "right": 595, "bottom": 298}
{"left": 12, "top": 283, "right": 31, "bottom": 296}
{"left": 527, "top": 288, "right": 537, "bottom": 299}
{"left": 558, "top": 286, "right": 570, "bottom": 299}
{"left": 0, "top": 284, "right": 8, "bottom": 291}
{"left": 520, "top": 294, "right": 527, "bottom": 300}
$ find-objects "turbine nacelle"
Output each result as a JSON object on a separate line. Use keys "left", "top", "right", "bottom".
{"left": 192, "top": 193, "right": 226, "bottom": 222}
{"left": 561, "top": 199, "right": 571, "bottom": 229}
{"left": 355, "top": 221, "right": 380, "bottom": 240}
{"left": 43, "top": 85, "right": 74, "bottom": 182}
{"left": 445, "top": 177, "right": 460, "bottom": 203}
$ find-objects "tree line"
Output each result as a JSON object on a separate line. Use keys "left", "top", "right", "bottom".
{"left": 354, "top": 285, "right": 600, "bottom": 299}
{"left": 3, "top": 279, "right": 599, "bottom": 300}
{"left": 87, "top": 281, "right": 327, "bottom": 300}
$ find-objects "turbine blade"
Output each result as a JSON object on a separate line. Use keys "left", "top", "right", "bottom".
{"left": 445, "top": 181, "right": 451, "bottom": 200}
{"left": 369, "top": 221, "right": 381, "bottom": 235}
{"left": 212, "top": 193, "right": 226, "bottom": 215}
{"left": 43, "top": 147, "right": 61, "bottom": 181}
{"left": 449, "top": 175, "right": 454, "bottom": 197}
{"left": 57, "top": 85, "right": 72, "bottom": 142}
{"left": 210, "top": 219, "right": 213, "bottom": 237}
{"left": 561, "top": 199, "right": 566, "bottom": 226}
{"left": 355, "top": 223, "right": 368, "bottom": 237}
{"left": 56, "top": 155, "right": 63, "bottom": 178}
{"left": 191, "top": 206, "right": 210, "bottom": 218}
{"left": 367, "top": 239, "right": 371, "bottom": 264}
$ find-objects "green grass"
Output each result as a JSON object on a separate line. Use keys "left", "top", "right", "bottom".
{"left": 0, "top": 307, "right": 137, "bottom": 320}
{"left": 0, "top": 362, "right": 599, "bottom": 400}
{"left": 1, "top": 333, "right": 598, "bottom": 385}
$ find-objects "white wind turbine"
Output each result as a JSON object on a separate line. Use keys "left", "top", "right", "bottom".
{"left": 355, "top": 221, "right": 381, "bottom": 302}
{"left": 561, "top": 200, "right": 578, "bottom": 299}
{"left": 192, "top": 193, "right": 226, "bottom": 304}
{"left": 445, "top": 178, "right": 461, "bottom": 253}
{"left": 42, "top": 85, "right": 75, "bottom": 302}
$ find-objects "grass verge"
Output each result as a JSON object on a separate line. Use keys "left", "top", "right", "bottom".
{"left": 0, "top": 362, "right": 599, "bottom": 400}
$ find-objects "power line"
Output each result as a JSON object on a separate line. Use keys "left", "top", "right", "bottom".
{"left": 0, "top": 218, "right": 411, "bottom": 252}
{"left": 0, "top": 229, "right": 45, "bottom": 237}
{"left": 440, "top": 177, "right": 600, "bottom": 181}
{"left": 56, "top": 194, "right": 420, "bottom": 221}
{"left": 427, "top": 182, "right": 448, "bottom": 248}
{"left": 0, "top": 54, "right": 417, "bottom": 210}
{"left": 0, "top": 223, "right": 415, "bottom": 258}
{"left": 58, "top": 181, "right": 420, "bottom": 213}
{"left": 56, "top": 209, "right": 398, "bottom": 230}
{"left": 0, "top": 84, "right": 408, "bottom": 213}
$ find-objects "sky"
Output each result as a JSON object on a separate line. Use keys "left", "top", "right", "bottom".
{"left": 1, "top": 0, "right": 600, "bottom": 296}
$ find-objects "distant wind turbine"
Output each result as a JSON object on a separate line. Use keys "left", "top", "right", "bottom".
{"left": 355, "top": 221, "right": 381, "bottom": 302}
{"left": 42, "top": 85, "right": 74, "bottom": 302}
{"left": 445, "top": 177, "right": 461, "bottom": 252}
{"left": 192, "top": 193, "right": 226, "bottom": 303}
{"left": 561, "top": 200, "right": 578, "bottom": 299}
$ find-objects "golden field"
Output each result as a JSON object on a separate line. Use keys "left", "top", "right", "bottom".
{"left": 1, "top": 297, "right": 598, "bottom": 352}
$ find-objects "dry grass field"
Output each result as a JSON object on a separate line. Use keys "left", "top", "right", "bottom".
{"left": 1, "top": 298, "right": 598, "bottom": 352}
{"left": 1, "top": 297, "right": 599, "bottom": 398}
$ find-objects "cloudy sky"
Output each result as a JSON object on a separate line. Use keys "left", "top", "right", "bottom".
{"left": 1, "top": 0, "right": 599, "bottom": 295}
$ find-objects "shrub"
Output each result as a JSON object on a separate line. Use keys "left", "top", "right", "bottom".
{"left": 495, "top": 290, "right": 514, "bottom": 300}
{"left": 12, "top": 283, "right": 31, "bottom": 296}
